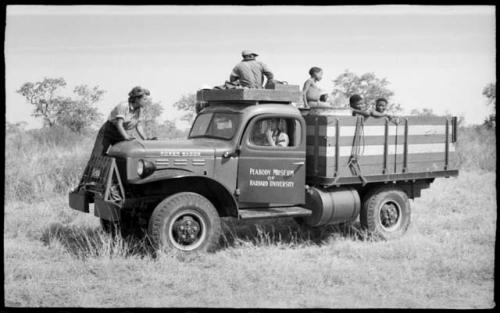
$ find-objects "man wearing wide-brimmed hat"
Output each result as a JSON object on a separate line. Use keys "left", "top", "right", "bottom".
{"left": 229, "top": 50, "right": 274, "bottom": 89}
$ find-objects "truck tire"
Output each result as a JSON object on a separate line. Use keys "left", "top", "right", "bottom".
{"left": 360, "top": 186, "right": 411, "bottom": 240}
{"left": 148, "top": 192, "right": 221, "bottom": 253}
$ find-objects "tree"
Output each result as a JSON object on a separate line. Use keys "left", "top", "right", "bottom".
{"left": 17, "top": 77, "right": 67, "bottom": 127}
{"left": 410, "top": 108, "right": 436, "bottom": 117}
{"left": 141, "top": 99, "right": 164, "bottom": 138}
{"left": 332, "top": 70, "right": 402, "bottom": 114}
{"left": 482, "top": 83, "right": 496, "bottom": 107}
{"left": 55, "top": 84, "right": 105, "bottom": 133}
{"left": 73, "top": 85, "right": 106, "bottom": 106}
{"left": 55, "top": 98, "right": 102, "bottom": 133}
{"left": 173, "top": 93, "right": 197, "bottom": 123}
{"left": 156, "top": 120, "right": 190, "bottom": 139}
{"left": 17, "top": 78, "right": 105, "bottom": 133}
{"left": 482, "top": 82, "right": 496, "bottom": 128}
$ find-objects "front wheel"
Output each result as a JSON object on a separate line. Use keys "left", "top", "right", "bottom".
{"left": 148, "top": 192, "right": 221, "bottom": 253}
{"left": 360, "top": 186, "right": 411, "bottom": 240}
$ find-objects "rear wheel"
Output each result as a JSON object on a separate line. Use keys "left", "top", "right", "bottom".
{"left": 360, "top": 186, "right": 411, "bottom": 240}
{"left": 148, "top": 192, "right": 221, "bottom": 253}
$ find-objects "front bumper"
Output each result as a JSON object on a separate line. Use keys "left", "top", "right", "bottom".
{"left": 68, "top": 190, "right": 121, "bottom": 222}
{"left": 69, "top": 155, "right": 125, "bottom": 222}
{"left": 68, "top": 190, "right": 89, "bottom": 213}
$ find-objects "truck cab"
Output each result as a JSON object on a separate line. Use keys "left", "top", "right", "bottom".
{"left": 69, "top": 86, "right": 459, "bottom": 252}
{"left": 192, "top": 102, "right": 307, "bottom": 207}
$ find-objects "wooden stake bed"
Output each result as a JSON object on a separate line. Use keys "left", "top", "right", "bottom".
{"left": 196, "top": 87, "right": 302, "bottom": 103}
{"left": 304, "top": 114, "right": 459, "bottom": 186}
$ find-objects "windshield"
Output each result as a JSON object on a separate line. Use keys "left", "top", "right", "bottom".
{"left": 189, "top": 112, "right": 240, "bottom": 140}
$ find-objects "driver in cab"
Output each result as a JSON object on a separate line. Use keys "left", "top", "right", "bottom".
{"left": 266, "top": 118, "right": 289, "bottom": 147}
{"left": 251, "top": 118, "right": 289, "bottom": 147}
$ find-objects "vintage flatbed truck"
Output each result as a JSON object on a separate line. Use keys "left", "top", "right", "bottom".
{"left": 69, "top": 86, "right": 459, "bottom": 252}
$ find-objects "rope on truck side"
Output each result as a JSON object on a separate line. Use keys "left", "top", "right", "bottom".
{"left": 347, "top": 116, "right": 368, "bottom": 186}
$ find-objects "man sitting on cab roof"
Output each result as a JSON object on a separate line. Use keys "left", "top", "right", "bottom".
{"left": 229, "top": 50, "right": 274, "bottom": 89}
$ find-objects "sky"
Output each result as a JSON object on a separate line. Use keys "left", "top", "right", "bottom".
{"left": 4, "top": 5, "right": 496, "bottom": 129}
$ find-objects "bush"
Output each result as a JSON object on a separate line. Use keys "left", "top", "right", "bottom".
{"left": 456, "top": 126, "right": 496, "bottom": 172}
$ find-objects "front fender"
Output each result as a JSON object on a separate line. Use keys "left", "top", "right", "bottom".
{"left": 129, "top": 168, "right": 196, "bottom": 184}
{"left": 137, "top": 175, "right": 239, "bottom": 218}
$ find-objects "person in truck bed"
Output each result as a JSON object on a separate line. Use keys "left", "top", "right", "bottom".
{"left": 229, "top": 50, "right": 274, "bottom": 89}
{"left": 88, "top": 86, "right": 150, "bottom": 158}
{"left": 349, "top": 94, "right": 371, "bottom": 118}
{"left": 370, "top": 98, "right": 389, "bottom": 117}
{"left": 370, "top": 98, "right": 399, "bottom": 122}
{"left": 302, "top": 66, "right": 324, "bottom": 107}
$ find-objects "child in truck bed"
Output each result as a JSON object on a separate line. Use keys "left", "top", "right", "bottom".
{"left": 349, "top": 94, "right": 371, "bottom": 118}
{"left": 303, "top": 67, "right": 329, "bottom": 108}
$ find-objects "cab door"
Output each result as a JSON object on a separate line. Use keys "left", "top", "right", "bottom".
{"left": 236, "top": 114, "right": 306, "bottom": 207}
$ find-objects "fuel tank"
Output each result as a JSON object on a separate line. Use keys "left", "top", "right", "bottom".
{"left": 303, "top": 187, "right": 360, "bottom": 227}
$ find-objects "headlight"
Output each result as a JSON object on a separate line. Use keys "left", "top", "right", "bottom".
{"left": 137, "top": 159, "right": 156, "bottom": 178}
{"left": 137, "top": 159, "right": 145, "bottom": 176}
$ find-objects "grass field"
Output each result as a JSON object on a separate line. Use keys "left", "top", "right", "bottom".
{"left": 3, "top": 124, "right": 497, "bottom": 308}
{"left": 3, "top": 170, "right": 496, "bottom": 308}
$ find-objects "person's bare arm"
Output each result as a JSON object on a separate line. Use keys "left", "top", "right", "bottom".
{"left": 302, "top": 80, "right": 312, "bottom": 108}
{"left": 370, "top": 110, "right": 389, "bottom": 118}
{"left": 115, "top": 118, "right": 134, "bottom": 140}
{"left": 266, "top": 129, "right": 276, "bottom": 146}
{"left": 229, "top": 66, "right": 239, "bottom": 82}
{"left": 261, "top": 62, "right": 274, "bottom": 81}
{"left": 351, "top": 109, "right": 371, "bottom": 118}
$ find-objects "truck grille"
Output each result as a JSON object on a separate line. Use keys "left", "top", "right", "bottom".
{"left": 191, "top": 159, "right": 206, "bottom": 166}
{"left": 155, "top": 158, "right": 206, "bottom": 168}
{"left": 173, "top": 159, "right": 188, "bottom": 166}
{"left": 155, "top": 158, "right": 170, "bottom": 169}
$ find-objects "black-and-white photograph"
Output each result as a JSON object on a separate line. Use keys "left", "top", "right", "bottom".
{"left": 3, "top": 4, "right": 496, "bottom": 308}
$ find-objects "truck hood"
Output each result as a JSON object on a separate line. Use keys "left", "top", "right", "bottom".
{"left": 107, "top": 138, "right": 234, "bottom": 158}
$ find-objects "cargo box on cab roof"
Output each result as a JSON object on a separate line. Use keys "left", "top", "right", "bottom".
{"left": 196, "top": 85, "right": 302, "bottom": 103}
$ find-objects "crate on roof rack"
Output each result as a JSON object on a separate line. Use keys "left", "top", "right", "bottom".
{"left": 196, "top": 85, "right": 302, "bottom": 103}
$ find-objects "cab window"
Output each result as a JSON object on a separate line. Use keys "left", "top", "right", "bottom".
{"left": 189, "top": 112, "right": 240, "bottom": 140}
{"left": 249, "top": 117, "right": 301, "bottom": 147}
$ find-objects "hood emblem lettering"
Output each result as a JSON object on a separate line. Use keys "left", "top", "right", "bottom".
{"left": 160, "top": 151, "right": 202, "bottom": 157}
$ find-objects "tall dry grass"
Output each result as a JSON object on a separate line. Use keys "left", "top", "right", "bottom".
{"left": 5, "top": 126, "right": 94, "bottom": 202}
{"left": 455, "top": 126, "right": 496, "bottom": 172}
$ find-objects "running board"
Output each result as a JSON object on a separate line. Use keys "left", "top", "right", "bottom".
{"left": 238, "top": 206, "right": 312, "bottom": 220}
